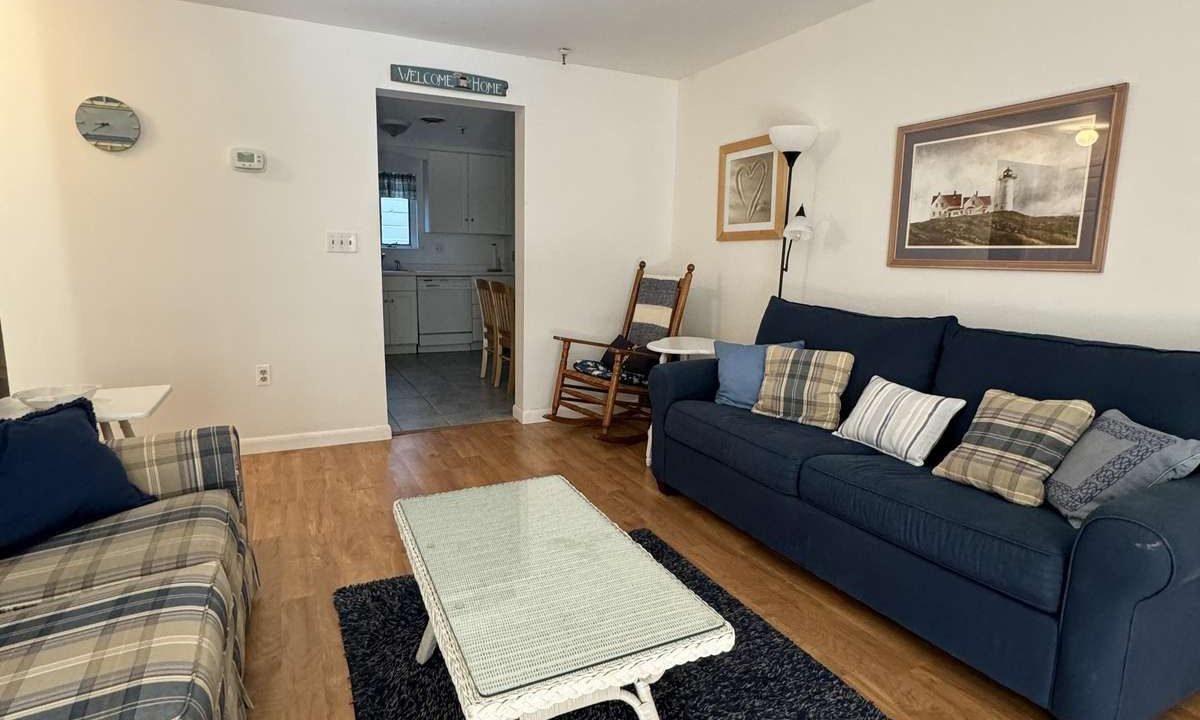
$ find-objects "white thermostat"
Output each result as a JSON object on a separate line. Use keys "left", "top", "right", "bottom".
{"left": 230, "top": 148, "right": 266, "bottom": 171}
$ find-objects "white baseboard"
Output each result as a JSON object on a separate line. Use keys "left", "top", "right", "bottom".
{"left": 514, "top": 406, "right": 551, "bottom": 424}
{"left": 240, "top": 424, "right": 393, "bottom": 455}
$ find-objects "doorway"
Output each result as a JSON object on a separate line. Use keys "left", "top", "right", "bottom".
{"left": 376, "top": 91, "right": 519, "bottom": 433}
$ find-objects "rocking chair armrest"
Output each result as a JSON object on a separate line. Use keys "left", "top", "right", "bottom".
{"left": 609, "top": 347, "right": 659, "bottom": 362}
{"left": 552, "top": 336, "right": 658, "bottom": 363}
{"left": 553, "top": 335, "right": 613, "bottom": 349}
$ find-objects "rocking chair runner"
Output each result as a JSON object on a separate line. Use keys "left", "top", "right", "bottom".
{"left": 545, "top": 261, "right": 695, "bottom": 442}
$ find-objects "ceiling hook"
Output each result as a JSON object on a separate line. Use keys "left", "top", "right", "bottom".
{"left": 559, "top": 48, "right": 571, "bottom": 66}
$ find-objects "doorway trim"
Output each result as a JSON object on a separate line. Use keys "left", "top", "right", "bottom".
{"left": 374, "top": 87, "right": 526, "bottom": 429}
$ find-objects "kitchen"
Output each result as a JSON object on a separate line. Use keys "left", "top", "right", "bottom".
{"left": 377, "top": 92, "right": 517, "bottom": 433}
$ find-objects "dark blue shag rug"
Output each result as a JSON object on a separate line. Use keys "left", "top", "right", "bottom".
{"left": 333, "top": 529, "right": 888, "bottom": 719}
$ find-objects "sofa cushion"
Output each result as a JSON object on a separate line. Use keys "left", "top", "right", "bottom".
{"left": 1047, "top": 410, "right": 1200, "bottom": 528}
{"left": 834, "top": 375, "right": 967, "bottom": 466}
{"left": 714, "top": 339, "right": 805, "bottom": 409}
{"left": 0, "top": 490, "right": 251, "bottom": 613}
{"left": 665, "top": 400, "right": 875, "bottom": 496}
{"left": 0, "top": 399, "right": 154, "bottom": 554}
{"left": 799, "top": 454, "right": 1077, "bottom": 613}
{"left": 933, "top": 390, "right": 1096, "bottom": 507}
{"left": 752, "top": 347, "right": 855, "bottom": 430}
{"left": 755, "top": 297, "right": 955, "bottom": 417}
{"left": 932, "top": 323, "right": 1200, "bottom": 461}
{"left": 0, "top": 560, "right": 234, "bottom": 720}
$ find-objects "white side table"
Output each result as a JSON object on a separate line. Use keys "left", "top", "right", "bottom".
{"left": 91, "top": 385, "right": 173, "bottom": 441}
{"left": 644, "top": 337, "right": 716, "bottom": 466}
{"left": 0, "top": 385, "right": 172, "bottom": 441}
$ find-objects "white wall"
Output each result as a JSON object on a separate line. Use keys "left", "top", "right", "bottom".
{"left": 670, "top": 0, "right": 1200, "bottom": 351}
{"left": 0, "top": 0, "right": 677, "bottom": 445}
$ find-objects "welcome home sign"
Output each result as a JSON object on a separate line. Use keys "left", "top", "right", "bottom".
{"left": 390, "top": 65, "right": 509, "bottom": 97}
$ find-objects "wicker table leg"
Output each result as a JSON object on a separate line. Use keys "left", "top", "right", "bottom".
{"left": 516, "top": 679, "right": 662, "bottom": 720}
{"left": 416, "top": 621, "right": 438, "bottom": 664}
{"left": 634, "top": 680, "right": 660, "bottom": 720}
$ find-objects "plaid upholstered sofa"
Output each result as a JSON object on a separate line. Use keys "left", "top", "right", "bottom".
{"left": 651, "top": 297, "right": 1200, "bottom": 720}
{"left": 0, "top": 426, "right": 258, "bottom": 720}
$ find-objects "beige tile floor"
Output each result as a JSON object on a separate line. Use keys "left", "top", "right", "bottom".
{"left": 385, "top": 351, "right": 512, "bottom": 433}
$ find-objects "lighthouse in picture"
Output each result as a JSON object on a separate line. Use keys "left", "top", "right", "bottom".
{"left": 995, "top": 166, "right": 1018, "bottom": 211}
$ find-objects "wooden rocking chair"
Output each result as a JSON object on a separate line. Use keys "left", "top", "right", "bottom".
{"left": 545, "top": 261, "right": 694, "bottom": 442}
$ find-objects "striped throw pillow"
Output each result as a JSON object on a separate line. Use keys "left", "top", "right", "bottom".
{"left": 834, "top": 376, "right": 967, "bottom": 466}
{"left": 752, "top": 346, "right": 855, "bottom": 430}
{"left": 933, "top": 389, "right": 1095, "bottom": 506}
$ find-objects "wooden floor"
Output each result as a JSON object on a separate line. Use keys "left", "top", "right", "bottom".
{"left": 241, "top": 420, "right": 1200, "bottom": 720}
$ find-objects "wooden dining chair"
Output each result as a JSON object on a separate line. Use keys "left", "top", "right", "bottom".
{"left": 489, "top": 280, "right": 516, "bottom": 393}
{"left": 475, "top": 278, "right": 498, "bottom": 380}
{"left": 545, "top": 261, "right": 694, "bottom": 442}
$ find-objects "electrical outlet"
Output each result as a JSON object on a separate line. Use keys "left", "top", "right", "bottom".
{"left": 255, "top": 364, "right": 271, "bottom": 386}
{"left": 434, "top": 241, "right": 445, "bottom": 255}
{"left": 326, "top": 231, "right": 357, "bottom": 253}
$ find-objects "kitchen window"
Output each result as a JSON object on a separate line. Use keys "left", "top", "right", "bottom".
{"left": 379, "top": 171, "right": 419, "bottom": 248}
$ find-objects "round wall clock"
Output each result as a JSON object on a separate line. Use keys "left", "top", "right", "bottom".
{"left": 75, "top": 96, "right": 141, "bottom": 151}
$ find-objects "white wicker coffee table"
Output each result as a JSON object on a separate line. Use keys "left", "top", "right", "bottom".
{"left": 392, "top": 475, "right": 735, "bottom": 720}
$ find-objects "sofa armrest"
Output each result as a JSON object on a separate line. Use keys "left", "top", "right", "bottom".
{"left": 1053, "top": 476, "right": 1200, "bottom": 720}
{"left": 648, "top": 359, "right": 718, "bottom": 479}
{"left": 108, "top": 426, "right": 246, "bottom": 511}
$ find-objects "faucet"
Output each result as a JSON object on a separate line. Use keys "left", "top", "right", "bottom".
{"left": 381, "top": 252, "right": 405, "bottom": 272}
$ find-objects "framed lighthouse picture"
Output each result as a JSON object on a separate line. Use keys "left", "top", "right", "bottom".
{"left": 888, "top": 84, "right": 1127, "bottom": 271}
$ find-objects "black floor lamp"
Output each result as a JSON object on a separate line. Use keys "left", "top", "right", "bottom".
{"left": 768, "top": 125, "right": 818, "bottom": 298}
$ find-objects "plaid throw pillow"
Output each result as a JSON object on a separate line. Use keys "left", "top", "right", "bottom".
{"left": 752, "top": 346, "right": 855, "bottom": 430}
{"left": 933, "top": 389, "right": 1095, "bottom": 506}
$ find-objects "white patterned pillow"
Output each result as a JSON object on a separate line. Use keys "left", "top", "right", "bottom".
{"left": 834, "top": 376, "right": 967, "bottom": 466}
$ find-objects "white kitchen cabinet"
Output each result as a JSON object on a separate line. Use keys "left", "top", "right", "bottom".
{"left": 468, "top": 154, "right": 510, "bottom": 234}
{"left": 426, "top": 150, "right": 510, "bottom": 235}
{"left": 384, "top": 290, "right": 418, "bottom": 347}
{"left": 426, "top": 151, "right": 470, "bottom": 234}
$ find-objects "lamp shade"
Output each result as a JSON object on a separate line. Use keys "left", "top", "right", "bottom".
{"left": 768, "top": 124, "right": 819, "bottom": 153}
{"left": 783, "top": 205, "right": 814, "bottom": 241}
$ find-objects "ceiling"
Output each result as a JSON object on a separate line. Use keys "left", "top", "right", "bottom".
{"left": 183, "top": 0, "right": 869, "bottom": 79}
{"left": 376, "top": 95, "right": 514, "bottom": 151}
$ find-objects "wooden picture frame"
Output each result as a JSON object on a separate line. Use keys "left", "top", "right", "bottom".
{"left": 887, "top": 84, "right": 1128, "bottom": 271}
{"left": 716, "top": 135, "right": 787, "bottom": 241}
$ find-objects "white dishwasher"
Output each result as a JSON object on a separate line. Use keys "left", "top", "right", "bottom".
{"left": 417, "top": 277, "right": 475, "bottom": 350}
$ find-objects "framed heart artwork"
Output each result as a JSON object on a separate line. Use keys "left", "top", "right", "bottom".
{"left": 716, "top": 135, "right": 787, "bottom": 241}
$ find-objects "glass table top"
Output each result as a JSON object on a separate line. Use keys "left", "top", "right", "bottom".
{"left": 394, "top": 475, "right": 727, "bottom": 697}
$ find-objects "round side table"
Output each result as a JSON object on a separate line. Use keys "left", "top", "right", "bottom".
{"left": 643, "top": 337, "right": 716, "bottom": 466}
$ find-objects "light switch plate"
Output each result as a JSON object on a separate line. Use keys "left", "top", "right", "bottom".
{"left": 326, "top": 231, "right": 357, "bottom": 253}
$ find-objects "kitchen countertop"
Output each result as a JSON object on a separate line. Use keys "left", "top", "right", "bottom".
{"left": 383, "top": 269, "right": 512, "bottom": 277}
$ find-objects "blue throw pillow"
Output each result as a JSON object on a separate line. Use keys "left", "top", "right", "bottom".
{"left": 1046, "top": 410, "right": 1200, "bottom": 527}
{"left": 0, "top": 399, "right": 154, "bottom": 556}
{"left": 714, "top": 339, "right": 806, "bottom": 409}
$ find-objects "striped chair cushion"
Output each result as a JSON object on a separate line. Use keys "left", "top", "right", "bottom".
{"left": 835, "top": 376, "right": 967, "bottom": 466}
{"left": 752, "top": 346, "right": 855, "bottom": 430}
{"left": 627, "top": 275, "right": 681, "bottom": 347}
{"left": 933, "top": 389, "right": 1096, "bottom": 506}
{"left": 0, "top": 561, "right": 237, "bottom": 720}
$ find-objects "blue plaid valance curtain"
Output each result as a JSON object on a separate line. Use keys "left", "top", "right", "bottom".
{"left": 379, "top": 172, "right": 416, "bottom": 199}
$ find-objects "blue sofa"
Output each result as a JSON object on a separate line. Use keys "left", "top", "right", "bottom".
{"left": 650, "top": 297, "right": 1200, "bottom": 720}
